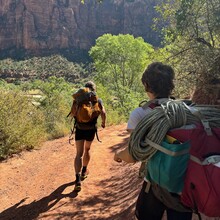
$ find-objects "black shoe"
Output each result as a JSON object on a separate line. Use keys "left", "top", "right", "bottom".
{"left": 81, "top": 170, "right": 89, "bottom": 181}
{"left": 74, "top": 182, "right": 81, "bottom": 192}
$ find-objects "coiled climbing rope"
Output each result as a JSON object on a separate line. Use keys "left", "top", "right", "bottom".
{"left": 128, "top": 100, "right": 220, "bottom": 162}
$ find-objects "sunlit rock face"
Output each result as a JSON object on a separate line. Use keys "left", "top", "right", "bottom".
{"left": 0, "top": 0, "right": 161, "bottom": 57}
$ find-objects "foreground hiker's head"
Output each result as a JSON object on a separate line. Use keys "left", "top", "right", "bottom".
{"left": 142, "top": 62, "right": 175, "bottom": 98}
{"left": 85, "top": 81, "right": 96, "bottom": 91}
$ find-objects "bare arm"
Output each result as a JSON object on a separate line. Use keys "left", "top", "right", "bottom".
{"left": 100, "top": 104, "right": 106, "bottom": 128}
{"left": 114, "top": 147, "right": 136, "bottom": 163}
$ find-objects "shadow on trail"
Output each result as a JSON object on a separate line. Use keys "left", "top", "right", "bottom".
{"left": 1, "top": 133, "right": 141, "bottom": 220}
{"left": 35, "top": 135, "right": 140, "bottom": 219}
{"left": 40, "top": 169, "right": 141, "bottom": 220}
{"left": 80, "top": 166, "right": 142, "bottom": 220}
{"left": 43, "top": 136, "right": 142, "bottom": 220}
{"left": 0, "top": 181, "right": 77, "bottom": 220}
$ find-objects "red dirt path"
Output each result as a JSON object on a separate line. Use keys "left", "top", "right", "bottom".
{"left": 0, "top": 124, "right": 219, "bottom": 220}
{"left": 0, "top": 124, "right": 142, "bottom": 220}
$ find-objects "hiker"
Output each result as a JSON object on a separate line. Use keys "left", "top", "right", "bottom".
{"left": 114, "top": 62, "right": 192, "bottom": 220}
{"left": 73, "top": 81, "right": 106, "bottom": 192}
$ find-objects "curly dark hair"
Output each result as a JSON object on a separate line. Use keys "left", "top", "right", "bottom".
{"left": 85, "top": 81, "right": 96, "bottom": 91}
{"left": 141, "top": 62, "right": 175, "bottom": 98}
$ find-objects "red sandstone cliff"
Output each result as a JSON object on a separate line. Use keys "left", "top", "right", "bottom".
{"left": 0, "top": 0, "right": 161, "bottom": 57}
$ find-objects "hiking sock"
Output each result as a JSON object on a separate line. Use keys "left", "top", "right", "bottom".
{"left": 82, "top": 166, "right": 87, "bottom": 174}
{"left": 74, "top": 175, "right": 81, "bottom": 192}
{"left": 75, "top": 174, "right": 81, "bottom": 183}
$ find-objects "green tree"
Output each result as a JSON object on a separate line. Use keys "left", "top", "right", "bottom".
{"left": 89, "top": 34, "right": 154, "bottom": 116}
{"left": 155, "top": 0, "right": 220, "bottom": 101}
{"left": 89, "top": 34, "right": 154, "bottom": 115}
{"left": 90, "top": 34, "right": 154, "bottom": 92}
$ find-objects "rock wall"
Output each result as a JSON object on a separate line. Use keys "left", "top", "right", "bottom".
{"left": 0, "top": 0, "right": 161, "bottom": 58}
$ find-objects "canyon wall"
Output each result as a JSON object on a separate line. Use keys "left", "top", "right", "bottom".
{"left": 0, "top": 0, "right": 162, "bottom": 59}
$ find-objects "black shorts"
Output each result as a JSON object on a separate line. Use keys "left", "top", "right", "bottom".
{"left": 75, "top": 128, "right": 96, "bottom": 141}
{"left": 135, "top": 181, "right": 192, "bottom": 220}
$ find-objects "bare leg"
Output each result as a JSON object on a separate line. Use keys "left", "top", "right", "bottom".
{"left": 74, "top": 140, "right": 85, "bottom": 174}
{"left": 82, "top": 141, "right": 93, "bottom": 167}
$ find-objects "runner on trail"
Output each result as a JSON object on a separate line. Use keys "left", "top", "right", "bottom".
{"left": 73, "top": 81, "right": 106, "bottom": 192}
{"left": 114, "top": 62, "right": 192, "bottom": 220}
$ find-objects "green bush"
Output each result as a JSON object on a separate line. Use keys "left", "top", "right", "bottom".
{"left": 94, "top": 82, "right": 143, "bottom": 125}
{"left": 0, "top": 90, "right": 46, "bottom": 159}
{"left": 0, "top": 75, "right": 134, "bottom": 160}
{"left": 21, "top": 77, "right": 74, "bottom": 139}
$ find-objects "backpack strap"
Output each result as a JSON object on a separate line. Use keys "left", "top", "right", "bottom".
{"left": 190, "top": 155, "right": 220, "bottom": 165}
{"left": 182, "top": 102, "right": 215, "bottom": 136}
{"left": 189, "top": 182, "right": 202, "bottom": 220}
{"left": 144, "top": 138, "right": 190, "bottom": 156}
{"left": 67, "top": 111, "right": 71, "bottom": 118}
{"left": 69, "top": 120, "right": 77, "bottom": 145}
{"left": 140, "top": 98, "right": 170, "bottom": 110}
{"left": 95, "top": 128, "right": 101, "bottom": 142}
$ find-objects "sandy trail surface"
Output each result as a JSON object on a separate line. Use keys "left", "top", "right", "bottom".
{"left": 0, "top": 124, "right": 142, "bottom": 220}
{"left": 0, "top": 124, "right": 218, "bottom": 220}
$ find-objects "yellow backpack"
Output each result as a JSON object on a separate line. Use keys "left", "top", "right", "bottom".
{"left": 69, "top": 87, "right": 101, "bottom": 123}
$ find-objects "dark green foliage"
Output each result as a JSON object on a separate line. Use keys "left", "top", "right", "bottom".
{"left": 155, "top": 0, "right": 220, "bottom": 98}
{"left": 0, "top": 55, "right": 87, "bottom": 83}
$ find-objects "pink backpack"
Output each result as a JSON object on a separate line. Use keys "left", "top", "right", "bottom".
{"left": 168, "top": 121, "right": 220, "bottom": 217}
{"left": 143, "top": 101, "right": 220, "bottom": 217}
{"left": 136, "top": 100, "right": 220, "bottom": 217}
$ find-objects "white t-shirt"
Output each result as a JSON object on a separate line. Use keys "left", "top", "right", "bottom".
{"left": 127, "top": 101, "right": 197, "bottom": 131}
{"left": 127, "top": 99, "right": 170, "bottom": 130}
{"left": 127, "top": 107, "right": 152, "bottom": 131}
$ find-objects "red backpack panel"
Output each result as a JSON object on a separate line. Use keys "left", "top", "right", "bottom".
{"left": 169, "top": 125, "right": 220, "bottom": 217}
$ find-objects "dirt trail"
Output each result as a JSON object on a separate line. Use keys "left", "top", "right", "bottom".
{"left": 0, "top": 124, "right": 142, "bottom": 220}
{"left": 0, "top": 124, "right": 218, "bottom": 220}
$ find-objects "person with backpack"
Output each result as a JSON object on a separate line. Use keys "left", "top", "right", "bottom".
{"left": 72, "top": 81, "right": 106, "bottom": 192}
{"left": 114, "top": 62, "right": 193, "bottom": 220}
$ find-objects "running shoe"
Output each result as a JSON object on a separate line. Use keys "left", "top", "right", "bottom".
{"left": 74, "top": 182, "right": 81, "bottom": 192}
{"left": 81, "top": 170, "right": 89, "bottom": 181}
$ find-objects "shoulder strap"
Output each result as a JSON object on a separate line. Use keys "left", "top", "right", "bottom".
{"left": 144, "top": 138, "right": 190, "bottom": 156}
{"left": 140, "top": 98, "right": 170, "bottom": 110}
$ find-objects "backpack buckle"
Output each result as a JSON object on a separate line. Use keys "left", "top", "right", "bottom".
{"left": 201, "top": 120, "right": 212, "bottom": 136}
{"left": 203, "top": 155, "right": 220, "bottom": 165}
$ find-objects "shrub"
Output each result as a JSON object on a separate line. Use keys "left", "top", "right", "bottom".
{"left": 0, "top": 90, "right": 46, "bottom": 159}
{"left": 22, "top": 77, "right": 74, "bottom": 139}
